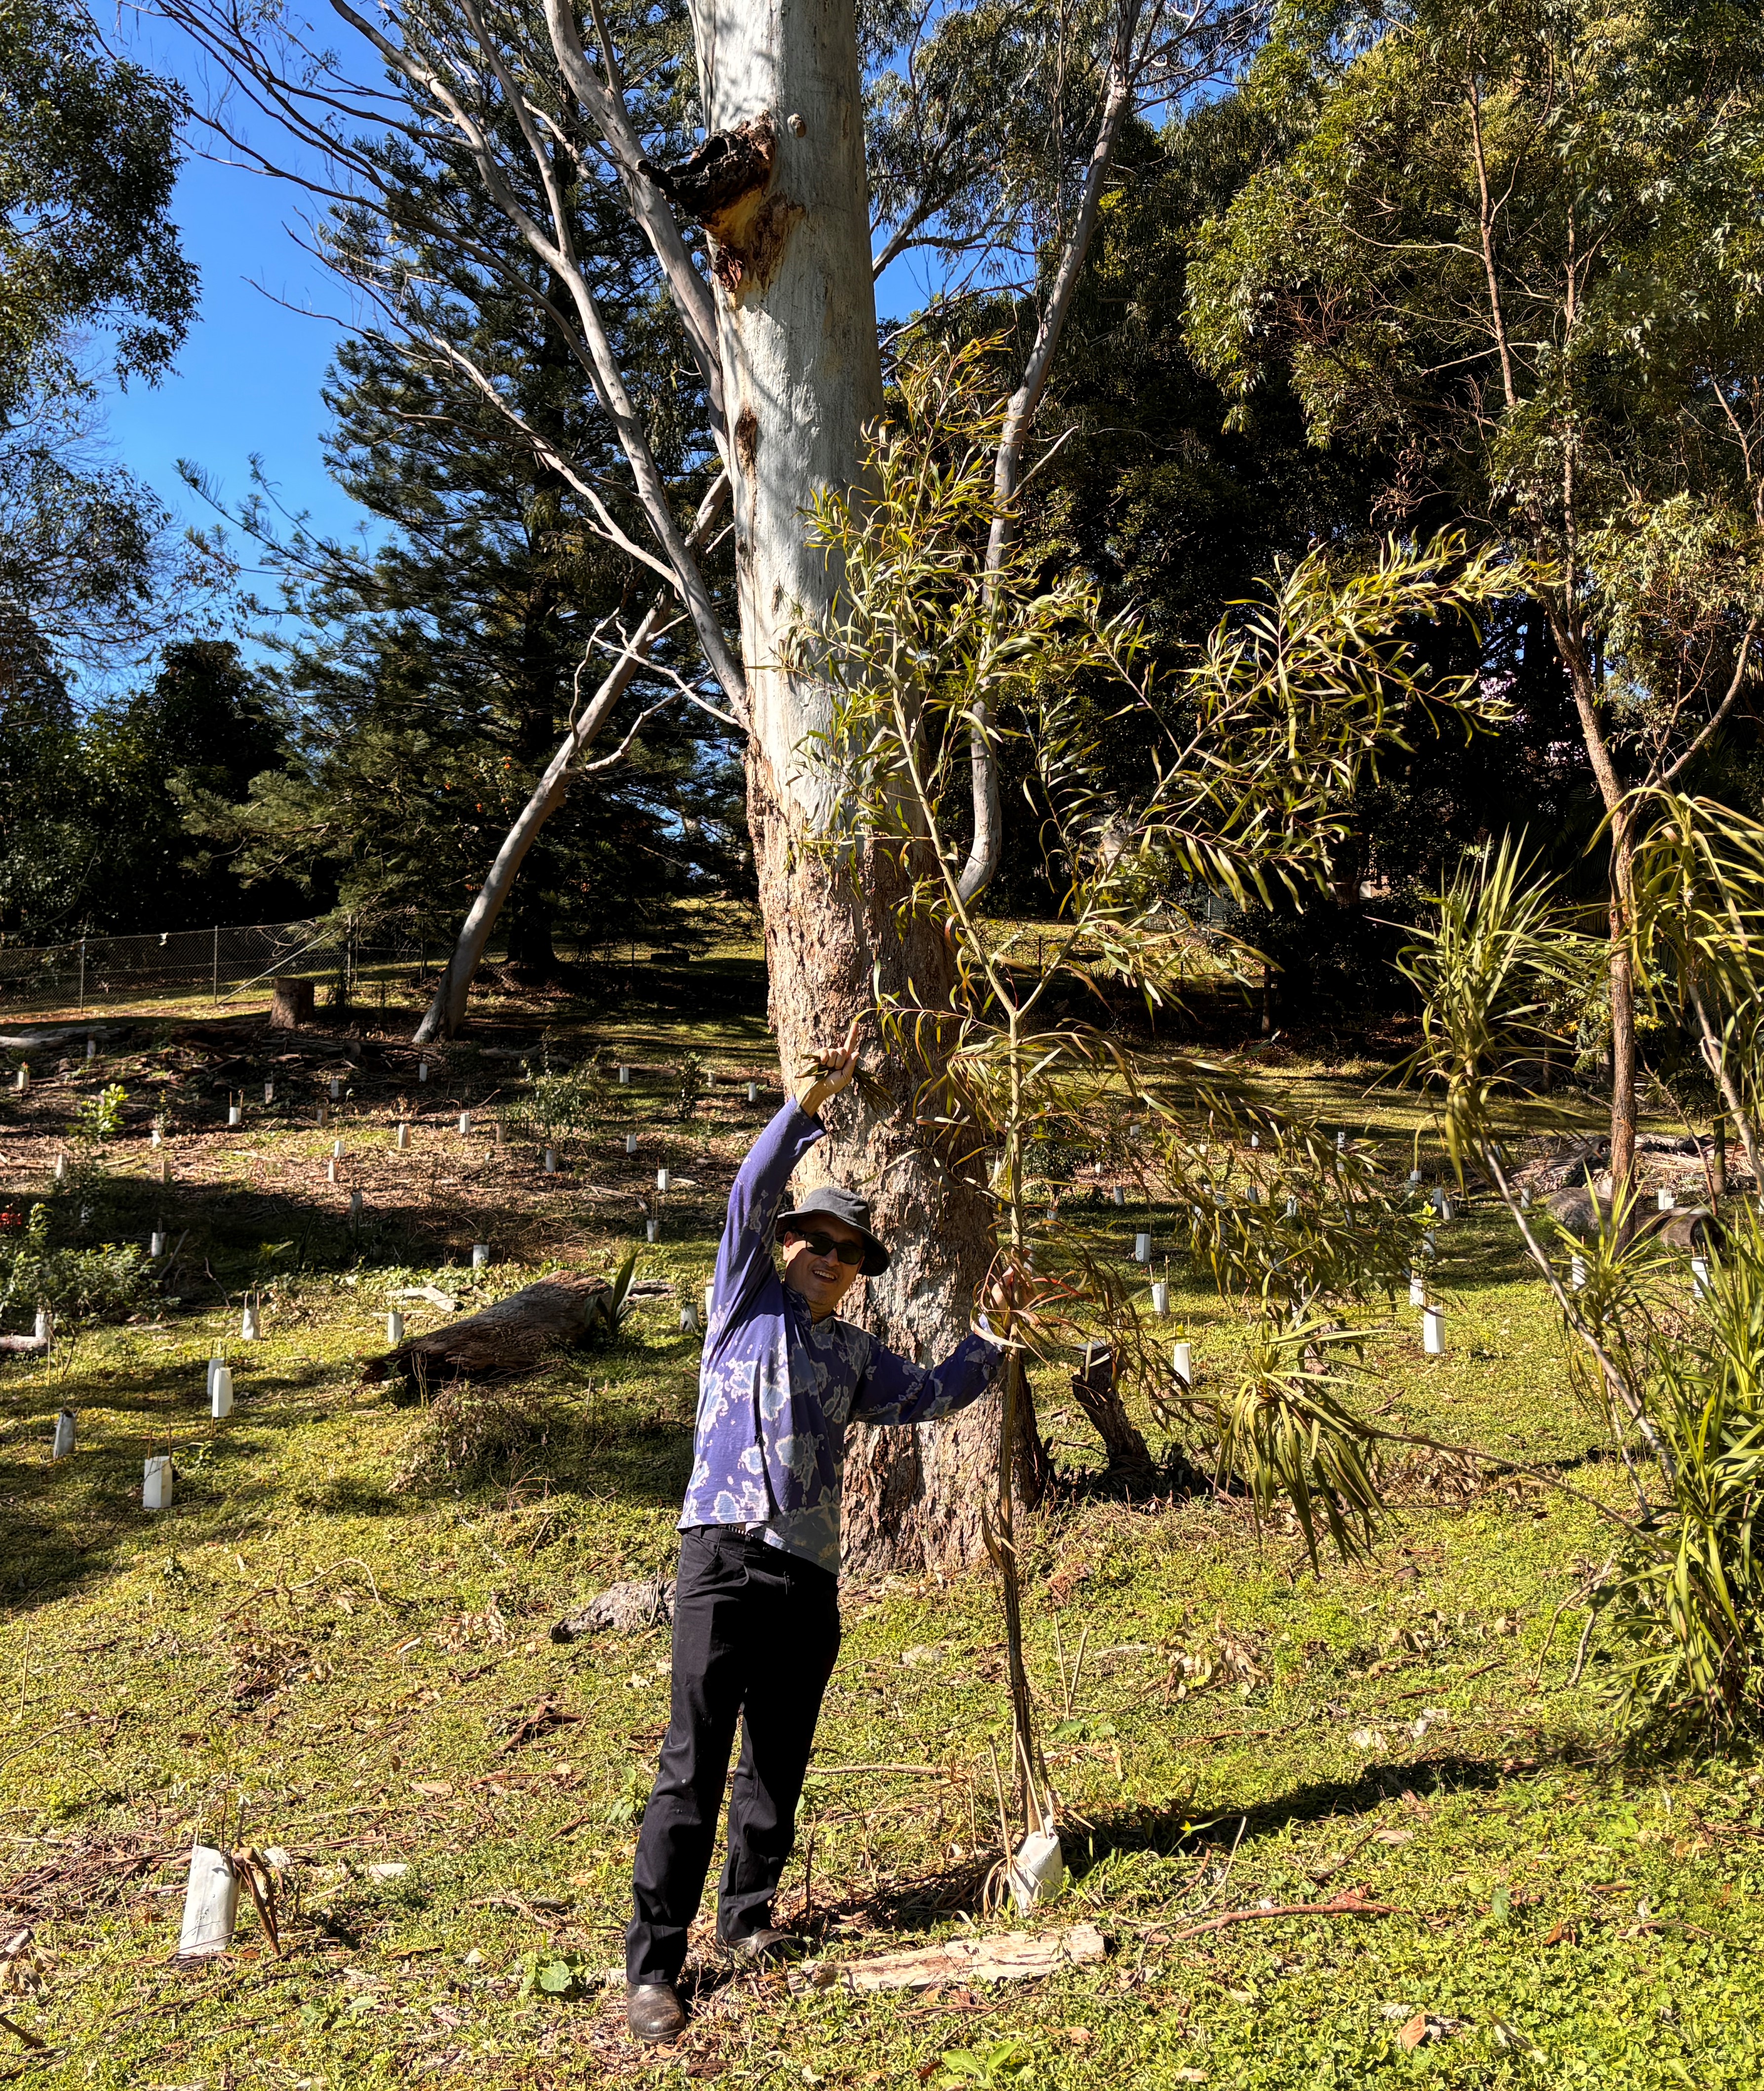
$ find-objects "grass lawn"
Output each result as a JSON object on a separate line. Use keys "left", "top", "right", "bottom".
{"left": 0, "top": 967, "right": 1758, "bottom": 2090}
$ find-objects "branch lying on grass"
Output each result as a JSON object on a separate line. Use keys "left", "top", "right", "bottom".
{"left": 1165, "top": 1887, "right": 1397, "bottom": 1941}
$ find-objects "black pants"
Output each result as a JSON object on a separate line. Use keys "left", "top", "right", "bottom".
{"left": 626, "top": 1525, "right": 840, "bottom": 1985}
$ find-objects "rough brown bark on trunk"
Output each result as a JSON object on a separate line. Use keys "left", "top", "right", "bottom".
{"left": 745, "top": 752, "right": 1009, "bottom": 1573}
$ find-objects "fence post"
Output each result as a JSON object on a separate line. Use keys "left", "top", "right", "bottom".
{"left": 213, "top": 927, "right": 220, "bottom": 1006}
{"left": 78, "top": 938, "right": 86, "bottom": 1012}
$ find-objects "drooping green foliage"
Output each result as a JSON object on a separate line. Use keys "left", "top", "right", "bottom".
{"left": 1402, "top": 825, "right": 1764, "bottom": 1734}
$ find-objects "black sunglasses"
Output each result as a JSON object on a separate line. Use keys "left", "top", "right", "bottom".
{"left": 786, "top": 1228, "right": 865, "bottom": 1267}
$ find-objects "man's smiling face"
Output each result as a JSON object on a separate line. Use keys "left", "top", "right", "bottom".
{"left": 781, "top": 1215, "right": 865, "bottom": 1321}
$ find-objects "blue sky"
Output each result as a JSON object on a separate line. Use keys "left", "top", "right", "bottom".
{"left": 103, "top": 25, "right": 938, "bottom": 582}
{"left": 104, "top": 144, "right": 365, "bottom": 556}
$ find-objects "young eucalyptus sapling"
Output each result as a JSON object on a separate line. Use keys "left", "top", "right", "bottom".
{"left": 794, "top": 345, "right": 1513, "bottom": 1842}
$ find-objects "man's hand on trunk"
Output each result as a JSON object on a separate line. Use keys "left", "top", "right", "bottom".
{"left": 798, "top": 1017, "right": 862, "bottom": 1121}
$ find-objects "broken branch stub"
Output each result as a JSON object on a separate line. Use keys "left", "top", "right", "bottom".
{"left": 550, "top": 1576, "right": 676, "bottom": 1641}
{"left": 639, "top": 114, "right": 800, "bottom": 294}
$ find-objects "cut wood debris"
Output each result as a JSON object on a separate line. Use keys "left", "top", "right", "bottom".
{"left": 789, "top": 1923, "right": 1106, "bottom": 1994}
{"left": 550, "top": 1577, "right": 675, "bottom": 1639}
{"left": 366, "top": 1272, "right": 626, "bottom": 1390}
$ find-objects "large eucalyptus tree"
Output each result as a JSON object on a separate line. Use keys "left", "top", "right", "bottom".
{"left": 162, "top": 0, "right": 1251, "bottom": 1569}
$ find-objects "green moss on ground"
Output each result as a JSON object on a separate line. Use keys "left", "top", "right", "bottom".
{"left": 0, "top": 981, "right": 1757, "bottom": 2089}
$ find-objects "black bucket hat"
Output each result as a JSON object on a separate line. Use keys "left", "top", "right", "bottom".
{"left": 775, "top": 1185, "right": 890, "bottom": 1276}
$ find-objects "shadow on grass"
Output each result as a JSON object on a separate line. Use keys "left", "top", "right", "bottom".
{"left": 837, "top": 1747, "right": 1600, "bottom": 1935}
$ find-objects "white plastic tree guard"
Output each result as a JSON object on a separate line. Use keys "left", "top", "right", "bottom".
{"left": 1150, "top": 1279, "right": 1170, "bottom": 1315}
{"left": 1010, "top": 1819, "right": 1065, "bottom": 1913}
{"left": 315, "top": 1102, "right": 327, "bottom": 1128}
{"left": 396, "top": 1122, "right": 410, "bottom": 1150}
{"left": 646, "top": 1218, "right": 660, "bottom": 1243}
{"left": 13, "top": 1067, "right": 27, "bottom": 1093}
{"left": 1422, "top": 1305, "right": 1446, "bottom": 1355}
{"left": 704, "top": 1279, "right": 715, "bottom": 1323}
{"left": 746, "top": 1081, "right": 758, "bottom": 1103}
{"left": 1285, "top": 1197, "right": 1299, "bottom": 1218}
{"left": 543, "top": 1148, "right": 558, "bottom": 1173}
{"left": 1657, "top": 1188, "right": 1675, "bottom": 1211}
{"left": 150, "top": 1230, "right": 167, "bottom": 1257}
{"left": 1172, "top": 1340, "right": 1192, "bottom": 1387}
{"left": 143, "top": 1455, "right": 173, "bottom": 1510}
{"left": 34, "top": 1304, "right": 52, "bottom": 1346}
{"left": 85, "top": 1038, "right": 96, "bottom": 1061}
{"left": 1692, "top": 1255, "right": 1713, "bottom": 1300}
{"left": 679, "top": 1301, "right": 700, "bottom": 1333}
{"left": 1410, "top": 1270, "right": 1426, "bottom": 1307}
{"left": 328, "top": 1077, "right": 341, "bottom": 1100}
{"left": 325, "top": 1158, "right": 337, "bottom": 1184}
{"left": 1335, "top": 1130, "right": 1346, "bottom": 1151}
{"left": 177, "top": 1844, "right": 238, "bottom": 1958}
{"left": 471, "top": 1243, "right": 490, "bottom": 1269}
{"left": 1570, "top": 1255, "right": 1588, "bottom": 1291}
{"left": 1133, "top": 1232, "right": 1151, "bottom": 1262}
{"left": 52, "top": 1153, "right": 67, "bottom": 1183}
{"left": 418, "top": 1058, "right": 429, "bottom": 1083}
{"left": 349, "top": 1190, "right": 363, "bottom": 1222}
{"left": 332, "top": 1138, "right": 344, "bottom": 1159}
{"left": 1408, "top": 1169, "right": 1422, "bottom": 1187}
{"left": 227, "top": 1102, "right": 241, "bottom": 1127}
{"left": 626, "top": 1131, "right": 638, "bottom": 1156}
{"left": 51, "top": 1408, "right": 75, "bottom": 1461}
{"left": 458, "top": 1111, "right": 472, "bottom": 1136}
{"left": 211, "top": 1365, "right": 234, "bottom": 1420}
{"left": 618, "top": 1064, "right": 630, "bottom": 1084}
{"left": 387, "top": 1308, "right": 407, "bottom": 1344}
{"left": 1111, "top": 1185, "right": 1125, "bottom": 1206}
{"left": 240, "top": 1303, "right": 261, "bottom": 1341}
{"left": 263, "top": 1080, "right": 274, "bottom": 1105}
{"left": 1250, "top": 1132, "right": 1260, "bottom": 1149}
{"left": 657, "top": 1167, "right": 670, "bottom": 1193}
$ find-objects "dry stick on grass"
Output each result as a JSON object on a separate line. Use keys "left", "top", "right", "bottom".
{"left": 1167, "top": 1888, "right": 1397, "bottom": 1942}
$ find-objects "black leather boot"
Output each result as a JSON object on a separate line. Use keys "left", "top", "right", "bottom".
{"left": 626, "top": 1981, "right": 686, "bottom": 2043}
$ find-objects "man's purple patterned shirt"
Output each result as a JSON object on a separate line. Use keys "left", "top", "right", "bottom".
{"left": 678, "top": 1099, "right": 1002, "bottom": 1574}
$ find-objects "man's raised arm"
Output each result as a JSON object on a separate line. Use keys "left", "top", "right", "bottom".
{"left": 706, "top": 1100, "right": 823, "bottom": 1331}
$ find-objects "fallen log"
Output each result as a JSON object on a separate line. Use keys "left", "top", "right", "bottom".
{"left": 0, "top": 1334, "right": 48, "bottom": 1354}
{"left": 363, "top": 1259, "right": 634, "bottom": 1395}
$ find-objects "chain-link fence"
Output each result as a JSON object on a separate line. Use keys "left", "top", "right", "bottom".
{"left": 0, "top": 907, "right": 763, "bottom": 1017}
{"left": 0, "top": 919, "right": 360, "bottom": 1015}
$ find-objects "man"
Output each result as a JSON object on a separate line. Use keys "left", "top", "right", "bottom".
{"left": 626, "top": 1022, "right": 1016, "bottom": 2042}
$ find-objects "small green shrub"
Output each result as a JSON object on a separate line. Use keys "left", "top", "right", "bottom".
{"left": 72, "top": 1083, "right": 127, "bottom": 1143}
{"left": 0, "top": 1203, "right": 151, "bottom": 1325}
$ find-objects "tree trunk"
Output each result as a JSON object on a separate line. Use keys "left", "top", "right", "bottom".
{"left": 1068, "top": 1343, "right": 1154, "bottom": 1477}
{"left": 1552, "top": 608, "right": 1638, "bottom": 1194}
{"left": 504, "top": 858, "right": 559, "bottom": 978}
{"left": 686, "top": 0, "right": 1005, "bottom": 1575}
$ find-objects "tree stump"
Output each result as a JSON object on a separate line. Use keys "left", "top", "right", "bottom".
{"left": 269, "top": 978, "right": 315, "bottom": 1030}
{"left": 363, "top": 1273, "right": 619, "bottom": 1397}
